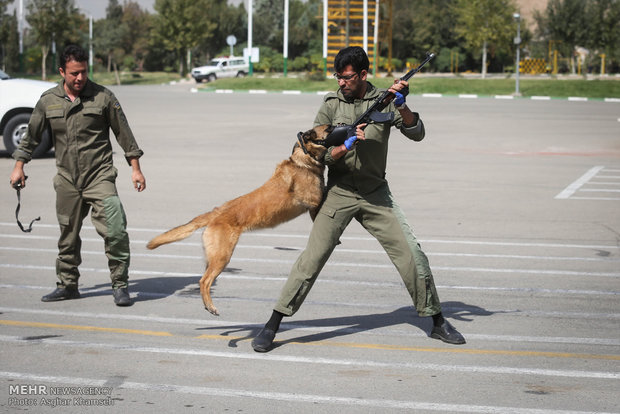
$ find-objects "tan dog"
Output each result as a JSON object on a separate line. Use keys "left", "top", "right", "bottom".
{"left": 146, "top": 125, "right": 332, "bottom": 315}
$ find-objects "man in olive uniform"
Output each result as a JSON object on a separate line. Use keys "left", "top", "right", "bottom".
{"left": 252, "top": 46, "right": 464, "bottom": 352}
{"left": 9, "top": 44, "right": 146, "bottom": 306}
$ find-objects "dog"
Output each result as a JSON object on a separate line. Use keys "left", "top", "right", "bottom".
{"left": 146, "top": 125, "right": 333, "bottom": 315}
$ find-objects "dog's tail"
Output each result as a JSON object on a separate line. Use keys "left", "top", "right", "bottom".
{"left": 146, "top": 212, "right": 212, "bottom": 249}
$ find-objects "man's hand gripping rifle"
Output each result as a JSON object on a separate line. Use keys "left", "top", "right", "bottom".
{"left": 320, "top": 52, "right": 436, "bottom": 148}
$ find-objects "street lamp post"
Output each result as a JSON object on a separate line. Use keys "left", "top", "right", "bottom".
{"left": 18, "top": 0, "right": 24, "bottom": 73}
{"left": 513, "top": 13, "right": 521, "bottom": 96}
{"left": 248, "top": 0, "right": 253, "bottom": 76}
{"left": 283, "top": 0, "right": 289, "bottom": 77}
{"left": 89, "top": 15, "right": 93, "bottom": 79}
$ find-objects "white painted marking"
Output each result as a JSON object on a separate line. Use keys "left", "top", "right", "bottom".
{"left": 569, "top": 196, "right": 620, "bottom": 201}
{"left": 458, "top": 94, "right": 478, "bottom": 99}
{"left": 3, "top": 245, "right": 618, "bottom": 264}
{"left": 1, "top": 222, "right": 619, "bottom": 250}
{"left": 531, "top": 96, "right": 551, "bottom": 100}
{"left": 2, "top": 261, "right": 619, "bottom": 278}
{"left": 555, "top": 166, "right": 605, "bottom": 199}
{"left": 0, "top": 339, "right": 618, "bottom": 380}
{"left": 2, "top": 307, "right": 619, "bottom": 345}
{"left": 431, "top": 265, "right": 619, "bottom": 278}
{"left": 1, "top": 371, "right": 615, "bottom": 413}
{"left": 568, "top": 97, "right": 588, "bottom": 101}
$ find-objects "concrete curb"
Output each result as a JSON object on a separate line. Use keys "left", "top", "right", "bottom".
{"left": 190, "top": 87, "right": 620, "bottom": 103}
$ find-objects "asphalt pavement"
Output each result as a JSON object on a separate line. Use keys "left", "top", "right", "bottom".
{"left": 1, "top": 81, "right": 619, "bottom": 413}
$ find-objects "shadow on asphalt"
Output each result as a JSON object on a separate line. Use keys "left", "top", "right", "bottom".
{"left": 85, "top": 275, "right": 200, "bottom": 303}
{"left": 197, "top": 302, "right": 495, "bottom": 350}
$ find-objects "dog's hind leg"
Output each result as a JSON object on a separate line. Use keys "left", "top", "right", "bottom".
{"left": 199, "top": 225, "right": 242, "bottom": 316}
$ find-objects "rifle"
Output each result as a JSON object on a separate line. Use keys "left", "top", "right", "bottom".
{"left": 319, "top": 52, "right": 436, "bottom": 148}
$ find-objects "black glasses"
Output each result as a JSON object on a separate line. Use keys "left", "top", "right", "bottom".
{"left": 333, "top": 72, "right": 359, "bottom": 81}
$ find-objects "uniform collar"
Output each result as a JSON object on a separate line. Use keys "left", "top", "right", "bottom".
{"left": 52, "top": 79, "right": 96, "bottom": 100}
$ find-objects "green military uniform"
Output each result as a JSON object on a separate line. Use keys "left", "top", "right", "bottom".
{"left": 274, "top": 82, "right": 441, "bottom": 317}
{"left": 13, "top": 80, "right": 143, "bottom": 289}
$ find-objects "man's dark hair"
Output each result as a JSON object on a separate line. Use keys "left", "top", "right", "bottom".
{"left": 60, "top": 44, "right": 88, "bottom": 70}
{"left": 334, "top": 46, "right": 369, "bottom": 73}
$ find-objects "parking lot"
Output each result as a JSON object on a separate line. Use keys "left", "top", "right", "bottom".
{"left": 1, "top": 82, "right": 619, "bottom": 413}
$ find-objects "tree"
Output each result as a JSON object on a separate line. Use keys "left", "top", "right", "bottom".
{"left": 534, "top": 0, "right": 588, "bottom": 74}
{"left": 585, "top": 0, "right": 620, "bottom": 72}
{"left": 453, "top": 0, "right": 516, "bottom": 78}
{"left": 151, "top": 0, "right": 218, "bottom": 76}
{"left": 285, "top": 0, "right": 322, "bottom": 60}
{"left": 194, "top": 0, "right": 246, "bottom": 62}
{"left": 392, "top": 0, "right": 459, "bottom": 71}
{"left": 0, "top": 0, "right": 20, "bottom": 72}
{"left": 254, "top": 0, "right": 283, "bottom": 49}
{"left": 121, "top": 1, "right": 153, "bottom": 71}
{"left": 26, "top": 0, "right": 81, "bottom": 80}
{"left": 94, "top": 0, "right": 127, "bottom": 77}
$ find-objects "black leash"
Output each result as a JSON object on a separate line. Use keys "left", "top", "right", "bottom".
{"left": 13, "top": 177, "right": 40, "bottom": 233}
{"left": 296, "top": 131, "right": 308, "bottom": 154}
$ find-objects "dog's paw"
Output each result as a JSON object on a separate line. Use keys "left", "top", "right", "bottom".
{"left": 205, "top": 304, "right": 220, "bottom": 316}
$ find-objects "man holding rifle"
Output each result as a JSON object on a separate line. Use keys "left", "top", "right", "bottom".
{"left": 252, "top": 46, "right": 465, "bottom": 352}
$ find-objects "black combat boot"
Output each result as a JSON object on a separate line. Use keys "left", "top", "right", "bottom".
{"left": 113, "top": 287, "right": 132, "bottom": 306}
{"left": 430, "top": 313, "right": 466, "bottom": 345}
{"left": 41, "top": 285, "right": 80, "bottom": 302}
{"left": 252, "top": 310, "right": 284, "bottom": 352}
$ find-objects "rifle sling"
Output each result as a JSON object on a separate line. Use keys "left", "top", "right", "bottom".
{"left": 15, "top": 188, "right": 40, "bottom": 233}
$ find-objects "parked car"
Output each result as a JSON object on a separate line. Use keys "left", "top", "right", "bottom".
{"left": 0, "top": 69, "right": 55, "bottom": 157}
{"left": 191, "top": 56, "right": 249, "bottom": 83}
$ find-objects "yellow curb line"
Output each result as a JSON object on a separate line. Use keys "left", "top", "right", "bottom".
{"left": 4, "top": 319, "right": 619, "bottom": 361}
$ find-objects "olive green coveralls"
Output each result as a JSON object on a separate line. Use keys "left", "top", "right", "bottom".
{"left": 274, "top": 83, "right": 441, "bottom": 317}
{"left": 13, "top": 80, "right": 143, "bottom": 289}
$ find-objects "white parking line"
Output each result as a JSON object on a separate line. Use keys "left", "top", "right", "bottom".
{"left": 556, "top": 166, "right": 605, "bottom": 199}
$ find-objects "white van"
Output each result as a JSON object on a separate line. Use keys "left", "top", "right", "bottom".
{"left": 191, "top": 57, "right": 249, "bottom": 83}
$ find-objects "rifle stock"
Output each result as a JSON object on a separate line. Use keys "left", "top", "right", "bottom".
{"left": 321, "top": 52, "right": 436, "bottom": 148}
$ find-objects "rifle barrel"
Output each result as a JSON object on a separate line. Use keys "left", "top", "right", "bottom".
{"left": 401, "top": 52, "right": 436, "bottom": 81}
